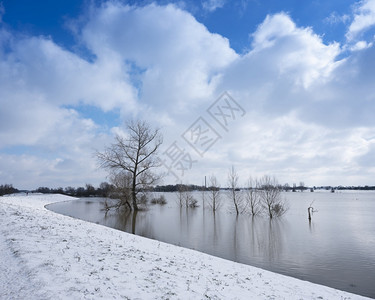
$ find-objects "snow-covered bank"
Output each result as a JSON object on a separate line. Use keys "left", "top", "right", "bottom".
{"left": 0, "top": 194, "right": 371, "bottom": 299}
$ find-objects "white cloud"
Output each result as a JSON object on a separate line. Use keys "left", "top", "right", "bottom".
{"left": 0, "top": 32, "right": 138, "bottom": 150}
{"left": 0, "top": 2, "right": 238, "bottom": 188}
{"left": 5, "top": 36, "right": 137, "bottom": 111}
{"left": 324, "top": 12, "right": 350, "bottom": 25}
{"left": 202, "top": 0, "right": 226, "bottom": 12}
{"left": 251, "top": 13, "right": 297, "bottom": 50}
{"left": 0, "top": 152, "right": 108, "bottom": 189}
{"left": 347, "top": 0, "right": 375, "bottom": 41}
{"left": 1, "top": 2, "right": 375, "bottom": 188}
{"left": 79, "top": 3, "right": 237, "bottom": 113}
{"left": 207, "top": 12, "right": 375, "bottom": 186}
{"left": 0, "top": 28, "right": 136, "bottom": 187}
{"left": 223, "top": 13, "right": 340, "bottom": 93}
{"left": 350, "top": 40, "right": 373, "bottom": 50}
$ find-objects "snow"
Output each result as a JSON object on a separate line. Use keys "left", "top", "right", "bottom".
{"left": 0, "top": 194, "right": 371, "bottom": 299}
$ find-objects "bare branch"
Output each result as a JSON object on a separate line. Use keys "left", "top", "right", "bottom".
{"left": 96, "top": 120, "right": 163, "bottom": 210}
{"left": 207, "top": 175, "right": 222, "bottom": 212}
{"left": 258, "top": 175, "right": 288, "bottom": 218}
{"left": 227, "top": 166, "right": 243, "bottom": 215}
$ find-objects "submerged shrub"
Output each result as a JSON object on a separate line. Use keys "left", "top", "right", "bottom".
{"left": 271, "top": 203, "right": 287, "bottom": 217}
{"left": 151, "top": 195, "right": 167, "bottom": 205}
{"left": 188, "top": 197, "right": 198, "bottom": 208}
{"left": 138, "top": 194, "right": 148, "bottom": 205}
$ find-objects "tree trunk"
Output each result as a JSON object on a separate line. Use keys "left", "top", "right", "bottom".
{"left": 132, "top": 176, "right": 138, "bottom": 211}
{"left": 131, "top": 210, "right": 138, "bottom": 234}
{"left": 233, "top": 191, "right": 239, "bottom": 215}
{"left": 132, "top": 191, "right": 138, "bottom": 210}
{"left": 268, "top": 204, "right": 273, "bottom": 219}
{"left": 125, "top": 199, "right": 132, "bottom": 211}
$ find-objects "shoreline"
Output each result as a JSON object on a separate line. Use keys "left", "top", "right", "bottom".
{"left": 0, "top": 194, "right": 372, "bottom": 299}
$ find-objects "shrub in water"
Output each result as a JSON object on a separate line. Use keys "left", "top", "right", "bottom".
{"left": 151, "top": 195, "right": 167, "bottom": 205}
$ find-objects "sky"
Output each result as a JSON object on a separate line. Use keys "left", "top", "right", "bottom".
{"left": 1, "top": 0, "right": 375, "bottom": 189}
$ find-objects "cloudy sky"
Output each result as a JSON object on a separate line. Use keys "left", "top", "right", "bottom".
{"left": 1, "top": 0, "right": 375, "bottom": 189}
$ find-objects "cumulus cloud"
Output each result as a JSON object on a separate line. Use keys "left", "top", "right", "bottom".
{"left": 1, "top": 2, "right": 375, "bottom": 188}
{"left": 79, "top": 3, "right": 237, "bottom": 113}
{"left": 0, "top": 2, "right": 238, "bottom": 187}
{"left": 2, "top": 35, "right": 137, "bottom": 111}
{"left": 0, "top": 151, "right": 108, "bottom": 189}
{"left": 220, "top": 12, "right": 341, "bottom": 122}
{"left": 350, "top": 40, "right": 373, "bottom": 50}
{"left": 252, "top": 13, "right": 340, "bottom": 88}
{"left": 218, "top": 12, "right": 375, "bottom": 131}
{"left": 210, "top": 12, "right": 375, "bottom": 185}
{"left": 0, "top": 24, "right": 136, "bottom": 186}
{"left": 347, "top": 0, "right": 375, "bottom": 41}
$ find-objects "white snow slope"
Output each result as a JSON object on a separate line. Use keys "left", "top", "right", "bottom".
{"left": 0, "top": 194, "right": 371, "bottom": 299}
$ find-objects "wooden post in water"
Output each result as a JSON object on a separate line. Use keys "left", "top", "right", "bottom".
{"left": 308, "top": 200, "right": 315, "bottom": 221}
{"left": 308, "top": 206, "right": 312, "bottom": 221}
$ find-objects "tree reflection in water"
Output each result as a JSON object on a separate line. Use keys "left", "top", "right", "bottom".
{"left": 101, "top": 202, "right": 286, "bottom": 264}
{"left": 103, "top": 208, "right": 154, "bottom": 238}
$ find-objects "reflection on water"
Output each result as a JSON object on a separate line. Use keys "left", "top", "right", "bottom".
{"left": 47, "top": 191, "right": 375, "bottom": 298}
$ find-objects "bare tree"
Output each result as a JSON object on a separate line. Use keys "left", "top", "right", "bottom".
{"left": 177, "top": 184, "right": 186, "bottom": 207}
{"left": 244, "top": 176, "right": 261, "bottom": 216}
{"left": 283, "top": 183, "right": 290, "bottom": 192}
{"left": 96, "top": 120, "right": 163, "bottom": 210}
{"left": 258, "top": 175, "right": 288, "bottom": 218}
{"left": 201, "top": 187, "right": 206, "bottom": 210}
{"left": 176, "top": 184, "right": 198, "bottom": 208}
{"left": 107, "top": 171, "right": 133, "bottom": 210}
{"left": 201, "top": 177, "right": 207, "bottom": 210}
{"left": 208, "top": 175, "right": 221, "bottom": 212}
{"left": 299, "top": 181, "right": 305, "bottom": 192}
{"left": 99, "top": 182, "right": 112, "bottom": 197}
{"left": 227, "top": 166, "right": 242, "bottom": 215}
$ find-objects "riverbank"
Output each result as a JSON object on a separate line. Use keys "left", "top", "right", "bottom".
{"left": 0, "top": 194, "right": 371, "bottom": 299}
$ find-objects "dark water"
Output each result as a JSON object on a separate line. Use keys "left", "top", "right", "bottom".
{"left": 47, "top": 191, "right": 375, "bottom": 298}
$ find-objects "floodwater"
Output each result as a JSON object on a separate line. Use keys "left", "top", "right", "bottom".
{"left": 47, "top": 190, "right": 375, "bottom": 298}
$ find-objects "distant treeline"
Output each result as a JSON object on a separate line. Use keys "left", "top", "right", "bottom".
{"left": 334, "top": 186, "right": 375, "bottom": 190}
{"left": 0, "top": 184, "right": 19, "bottom": 196}
{"left": 154, "top": 184, "right": 375, "bottom": 192}
{"left": 1, "top": 183, "right": 375, "bottom": 197}
{"left": 0, "top": 183, "right": 112, "bottom": 197}
{"left": 0, "top": 183, "right": 206, "bottom": 197}
{"left": 34, "top": 183, "right": 112, "bottom": 197}
{"left": 152, "top": 184, "right": 206, "bottom": 192}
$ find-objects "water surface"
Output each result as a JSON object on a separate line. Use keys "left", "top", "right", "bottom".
{"left": 47, "top": 191, "right": 375, "bottom": 298}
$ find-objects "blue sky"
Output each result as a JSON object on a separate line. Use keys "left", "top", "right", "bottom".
{"left": 1, "top": 0, "right": 356, "bottom": 52}
{"left": 1, "top": 0, "right": 375, "bottom": 189}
